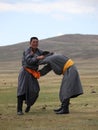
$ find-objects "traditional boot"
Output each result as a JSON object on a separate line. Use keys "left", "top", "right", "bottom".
{"left": 25, "top": 106, "right": 31, "bottom": 113}
{"left": 56, "top": 98, "right": 70, "bottom": 114}
{"left": 25, "top": 94, "right": 38, "bottom": 113}
{"left": 17, "top": 96, "right": 24, "bottom": 115}
{"left": 54, "top": 107, "right": 62, "bottom": 112}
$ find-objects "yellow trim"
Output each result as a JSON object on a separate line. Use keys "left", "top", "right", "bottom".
{"left": 63, "top": 59, "right": 74, "bottom": 74}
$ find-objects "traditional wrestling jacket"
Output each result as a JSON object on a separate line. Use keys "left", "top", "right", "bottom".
{"left": 22, "top": 47, "right": 43, "bottom": 71}
{"left": 39, "top": 54, "right": 71, "bottom": 75}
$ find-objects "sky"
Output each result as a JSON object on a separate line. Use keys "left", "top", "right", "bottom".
{"left": 0, "top": 0, "right": 98, "bottom": 46}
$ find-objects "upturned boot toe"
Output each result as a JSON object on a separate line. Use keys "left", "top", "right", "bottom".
{"left": 56, "top": 108, "right": 69, "bottom": 114}
{"left": 54, "top": 107, "right": 62, "bottom": 112}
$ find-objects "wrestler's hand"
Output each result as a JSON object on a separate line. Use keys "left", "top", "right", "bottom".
{"left": 36, "top": 55, "right": 45, "bottom": 60}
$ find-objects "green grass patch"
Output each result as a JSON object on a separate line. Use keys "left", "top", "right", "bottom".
{"left": 0, "top": 82, "right": 98, "bottom": 130}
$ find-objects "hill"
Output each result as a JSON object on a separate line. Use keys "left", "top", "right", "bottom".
{"left": 0, "top": 34, "right": 98, "bottom": 62}
{"left": 0, "top": 34, "right": 98, "bottom": 130}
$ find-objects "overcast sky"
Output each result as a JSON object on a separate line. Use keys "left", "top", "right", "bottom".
{"left": 0, "top": 0, "right": 98, "bottom": 46}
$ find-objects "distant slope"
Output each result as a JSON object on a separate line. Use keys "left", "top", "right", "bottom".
{"left": 0, "top": 34, "right": 98, "bottom": 62}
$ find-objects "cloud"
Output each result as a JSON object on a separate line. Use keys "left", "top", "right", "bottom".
{"left": 0, "top": 0, "right": 97, "bottom": 15}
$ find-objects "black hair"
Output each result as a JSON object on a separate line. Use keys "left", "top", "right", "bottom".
{"left": 42, "top": 51, "right": 54, "bottom": 57}
{"left": 42, "top": 51, "right": 50, "bottom": 55}
{"left": 30, "top": 37, "right": 39, "bottom": 44}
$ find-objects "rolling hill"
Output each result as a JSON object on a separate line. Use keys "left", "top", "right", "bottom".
{"left": 0, "top": 36, "right": 98, "bottom": 130}
{"left": 0, "top": 34, "right": 98, "bottom": 62}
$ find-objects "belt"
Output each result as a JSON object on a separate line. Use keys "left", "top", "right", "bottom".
{"left": 63, "top": 59, "right": 74, "bottom": 74}
{"left": 25, "top": 67, "right": 40, "bottom": 79}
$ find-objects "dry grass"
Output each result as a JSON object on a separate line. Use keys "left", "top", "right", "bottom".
{"left": 0, "top": 58, "right": 98, "bottom": 130}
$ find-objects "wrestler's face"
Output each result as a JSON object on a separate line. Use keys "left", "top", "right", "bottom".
{"left": 30, "top": 39, "right": 39, "bottom": 49}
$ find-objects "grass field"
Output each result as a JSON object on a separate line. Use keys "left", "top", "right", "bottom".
{"left": 0, "top": 59, "right": 98, "bottom": 130}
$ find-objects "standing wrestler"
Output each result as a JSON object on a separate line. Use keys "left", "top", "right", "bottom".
{"left": 17, "top": 37, "right": 44, "bottom": 115}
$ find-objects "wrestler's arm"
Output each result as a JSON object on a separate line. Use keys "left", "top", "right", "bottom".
{"left": 39, "top": 64, "right": 52, "bottom": 76}
{"left": 25, "top": 50, "right": 44, "bottom": 65}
